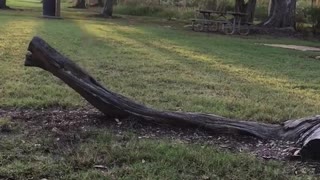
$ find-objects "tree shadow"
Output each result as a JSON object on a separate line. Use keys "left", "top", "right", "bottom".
{"left": 78, "top": 21, "right": 318, "bottom": 119}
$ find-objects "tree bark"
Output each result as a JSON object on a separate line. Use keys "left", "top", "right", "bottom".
{"left": 0, "top": 0, "right": 8, "bottom": 9}
{"left": 102, "top": 0, "right": 113, "bottom": 17}
{"left": 234, "top": 0, "right": 256, "bottom": 23}
{"left": 72, "top": 0, "right": 87, "bottom": 9}
{"left": 98, "top": 0, "right": 104, "bottom": 6}
{"left": 262, "top": 0, "right": 296, "bottom": 28}
{"left": 91, "top": 0, "right": 104, "bottom": 7}
{"left": 25, "top": 36, "right": 320, "bottom": 160}
{"left": 268, "top": 0, "right": 274, "bottom": 16}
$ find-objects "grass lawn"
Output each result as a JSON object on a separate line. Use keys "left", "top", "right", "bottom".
{"left": 1, "top": 10, "right": 320, "bottom": 122}
{"left": 0, "top": 0, "right": 320, "bottom": 179}
{"left": 1, "top": 112, "right": 304, "bottom": 180}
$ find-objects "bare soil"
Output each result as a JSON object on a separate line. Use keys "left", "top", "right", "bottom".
{"left": 1, "top": 107, "right": 320, "bottom": 175}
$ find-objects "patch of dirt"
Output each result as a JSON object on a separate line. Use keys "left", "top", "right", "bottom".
{"left": 87, "top": 14, "right": 123, "bottom": 19}
{"left": 0, "top": 7, "right": 24, "bottom": 11}
{"left": 262, "top": 44, "right": 320, "bottom": 52}
{"left": 1, "top": 107, "right": 320, "bottom": 175}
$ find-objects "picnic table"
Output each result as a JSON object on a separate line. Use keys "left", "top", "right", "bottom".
{"left": 223, "top": 11, "right": 251, "bottom": 35}
{"left": 191, "top": 10, "right": 252, "bottom": 35}
{"left": 198, "top": 10, "right": 227, "bottom": 19}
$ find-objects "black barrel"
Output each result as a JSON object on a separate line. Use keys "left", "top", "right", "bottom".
{"left": 43, "top": 0, "right": 56, "bottom": 16}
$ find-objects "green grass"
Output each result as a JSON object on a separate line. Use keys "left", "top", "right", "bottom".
{"left": 0, "top": 122, "right": 311, "bottom": 180}
{"left": 6, "top": 0, "right": 70, "bottom": 9}
{"left": 1, "top": 9, "right": 320, "bottom": 122}
{"left": 0, "top": 1, "right": 320, "bottom": 178}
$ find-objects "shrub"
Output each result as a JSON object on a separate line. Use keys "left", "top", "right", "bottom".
{"left": 114, "top": 5, "right": 163, "bottom": 16}
{"left": 307, "top": 7, "right": 320, "bottom": 27}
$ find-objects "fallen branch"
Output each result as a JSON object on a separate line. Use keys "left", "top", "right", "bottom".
{"left": 25, "top": 36, "right": 320, "bottom": 159}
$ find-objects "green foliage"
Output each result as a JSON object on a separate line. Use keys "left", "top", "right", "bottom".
{"left": 305, "top": 7, "right": 320, "bottom": 27}
{"left": 114, "top": 0, "right": 234, "bottom": 19}
{"left": 114, "top": 4, "right": 195, "bottom": 19}
{"left": 115, "top": 5, "right": 163, "bottom": 17}
{"left": 254, "top": 5, "right": 268, "bottom": 22}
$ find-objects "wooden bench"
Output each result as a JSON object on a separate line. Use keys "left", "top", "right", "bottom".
{"left": 221, "top": 20, "right": 253, "bottom": 35}
{"left": 192, "top": 19, "right": 229, "bottom": 32}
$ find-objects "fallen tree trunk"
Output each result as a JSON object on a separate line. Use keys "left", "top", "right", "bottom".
{"left": 25, "top": 36, "right": 320, "bottom": 159}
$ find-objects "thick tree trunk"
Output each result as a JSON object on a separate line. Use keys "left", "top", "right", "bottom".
{"left": 262, "top": 0, "right": 296, "bottom": 28}
{"left": 25, "top": 36, "right": 320, "bottom": 160}
{"left": 72, "top": 0, "right": 87, "bottom": 9}
{"left": 245, "top": 0, "right": 256, "bottom": 23}
{"left": 234, "top": 0, "right": 256, "bottom": 23}
{"left": 0, "top": 0, "right": 8, "bottom": 9}
{"left": 91, "top": 0, "right": 104, "bottom": 7}
{"left": 102, "top": 0, "right": 113, "bottom": 17}
{"left": 98, "top": 0, "right": 103, "bottom": 6}
{"left": 268, "top": 0, "right": 274, "bottom": 16}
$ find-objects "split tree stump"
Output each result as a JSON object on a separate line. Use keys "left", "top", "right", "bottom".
{"left": 25, "top": 36, "right": 320, "bottom": 159}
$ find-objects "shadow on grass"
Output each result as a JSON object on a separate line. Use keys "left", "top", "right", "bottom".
{"left": 0, "top": 16, "right": 318, "bottom": 180}
{"left": 72, "top": 20, "right": 320, "bottom": 121}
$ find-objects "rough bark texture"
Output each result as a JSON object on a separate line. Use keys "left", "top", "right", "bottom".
{"left": 102, "top": 0, "right": 113, "bottom": 17}
{"left": 235, "top": 0, "right": 257, "bottom": 23}
{"left": 25, "top": 36, "right": 320, "bottom": 160}
{"left": 72, "top": 0, "right": 86, "bottom": 8}
{"left": 262, "top": 0, "right": 296, "bottom": 28}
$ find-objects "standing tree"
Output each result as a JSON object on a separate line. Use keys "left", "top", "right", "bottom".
{"left": 262, "top": 0, "right": 297, "bottom": 28}
{"left": 72, "top": 0, "right": 86, "bottom": 8}
{"left": 91, "top": 0, "right": 104, "bottom": 7}
{"left": 102, "top": 0, "right": 113, "bottom": 17}
{"left": 235, "top": 0, "right": 257, "bottom": 23}
{"left": 98, "top": 0, "right": 103, "bottom": 7}
{"left": 0, "top": 0, "right": 8, "bottom": 9}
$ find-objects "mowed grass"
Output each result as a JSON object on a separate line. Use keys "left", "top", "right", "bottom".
{"left": 0, "top": 120, "right": 311, "bottom": 180}
{"left": 0, "top": 1, "right": 320, "bottom": 179}
{"left": 1, "top": 11, "right": 320, "bottom": 122}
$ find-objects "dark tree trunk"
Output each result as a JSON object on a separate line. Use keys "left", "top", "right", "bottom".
{"left": 72, "top": 0, "right": 86, "bottom": 9}
{"left": 91, "top": 0, "right": 104, "bottom": 7}
{"left": 262, "top": 0, "right": 296, "bottom": 28}
{"left": 98, "top": 0, "right": 104, "bottom": 6}
{"left": 0, "top": 0, "right": 8, "bottom": 9}
{"left": 102, "top": 0, "right": 113, "bottom": 17}
{"left": 268, "top": 0, "right": 274, "bottom": 16}
{"left": 25, "top": 36, "right": 320, "bottom": 160}
{"left": 235, "top": 0, "right": 257, "bottom": 23}
{"left": 245, "top": 0, "right": 256, "bottom": 23}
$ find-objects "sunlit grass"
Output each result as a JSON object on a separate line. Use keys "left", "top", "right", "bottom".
{"left": 1, "top": 14, "right": 320, "bottom": 122}
{"left": 7, "top": 0, "right": 42, "bottom": 9}
{"left": 76, "top": 21, "right": 320, "bottom": 122}
{"left": 1, "top": 4, "right": 320, "bottom": 179}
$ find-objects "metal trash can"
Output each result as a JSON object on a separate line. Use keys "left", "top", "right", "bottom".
{"left": 43, "top": 0, "right": 56, "bottom": 17}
